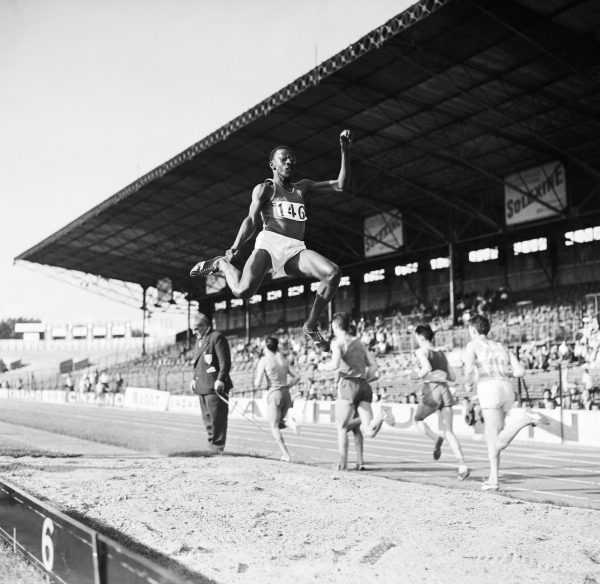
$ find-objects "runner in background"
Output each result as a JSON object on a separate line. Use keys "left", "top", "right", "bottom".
{"left": 464, "top": 314, "right": 548, "bottom": 490}
{"left": 254, "top": 335, "right": 300, "bottom": 462}
{"left": 318, "top": 312, "right": 384, "bottom": 470}
{"left": 412, "top": 325, "right": 470, "bottom": 480}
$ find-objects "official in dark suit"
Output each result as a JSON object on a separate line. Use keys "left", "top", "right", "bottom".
{"left": 190, "top": 312, "right": 233, "bottom": 454}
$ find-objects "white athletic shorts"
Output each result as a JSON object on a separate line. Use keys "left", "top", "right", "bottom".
{"left": 476, "top": 378, "right": 515, "bottom": 412}
{"left": 255, "top": 231, "right": 306, "bottom": 278}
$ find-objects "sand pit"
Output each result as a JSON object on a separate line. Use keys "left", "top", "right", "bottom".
{"left": 1, "top": 453, "right": 600, "bottom": 584}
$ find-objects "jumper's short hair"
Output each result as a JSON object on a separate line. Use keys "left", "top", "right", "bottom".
{"left": 269, "top": 145, "right": 294, "bottom": 163}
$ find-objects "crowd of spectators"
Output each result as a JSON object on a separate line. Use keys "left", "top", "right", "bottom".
{"left": 0, "top": 377, "right": 23, "bottom": 390}
{"left": 7, "top": 283, "right": 600, "bottom": 410}
{"left": 219, "top": 282, "right": 600, "bottom": 408}
{"left": 62, "top": 369, "right": 124, "bottom": 395}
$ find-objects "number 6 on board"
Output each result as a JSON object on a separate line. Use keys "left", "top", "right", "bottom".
{"left": 41, "top": 517, "right": 54, "bottom": 571}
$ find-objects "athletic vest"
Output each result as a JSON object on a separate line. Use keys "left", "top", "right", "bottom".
{"left": 473, "top": 339, "right": 511, "bottom": 379}
{"left": 426, "top": 349, "right": 450, "bottom": 375}
{"left": 261, "top": 179, "right": 306, "bottom": 241}
{"left": 338, "top": 338, "right": 369, "bottom": 379}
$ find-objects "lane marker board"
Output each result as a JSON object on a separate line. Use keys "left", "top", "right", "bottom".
{"left": 0, "top": 480, "right": 196, "bottom": 584}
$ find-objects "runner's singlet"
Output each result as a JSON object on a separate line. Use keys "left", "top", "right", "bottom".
{"left": 473, "top": 339, "right": 511, "bottom": 379}
{"left": 338, "top": 339, "right": 369, "bottom": 379}
{"left": 261, "top": 180, "right": 307, "bottom": 241}
{"left": 426, "top": 349, "right": 450, "bottom": 375}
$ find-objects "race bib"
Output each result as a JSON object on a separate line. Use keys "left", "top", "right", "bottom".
{"left": 273, "top": 201, "right": 306, "bottom": 222}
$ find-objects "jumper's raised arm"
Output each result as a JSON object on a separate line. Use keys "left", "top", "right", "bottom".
{"left": 297, "top": 130, "right": 352, "bottom": 196}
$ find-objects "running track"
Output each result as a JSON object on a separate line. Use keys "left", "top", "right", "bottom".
{"left": 1, "top": 400, "right": 599, "bottom": 510}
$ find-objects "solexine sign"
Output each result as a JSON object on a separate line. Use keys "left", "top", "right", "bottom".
{"left": 504, "top": 161, "right": 566, "bottom": 226}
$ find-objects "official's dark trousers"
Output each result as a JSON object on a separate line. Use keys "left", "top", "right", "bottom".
{"left": 198, "top": 392, "right": 229, "bottom": 451}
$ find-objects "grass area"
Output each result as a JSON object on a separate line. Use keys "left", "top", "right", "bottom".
{"left": 0, "top": 401, "right": 200, "bottom": 455}
{"left": 0, "top": 438, "right": 81, "bottom": 458}
{"left": 0, "top": 407, "right": 126, "bottom": 448}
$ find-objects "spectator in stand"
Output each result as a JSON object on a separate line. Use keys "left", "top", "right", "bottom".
{"left": 16, "top": 377, "right": 23, "bottom": 390}
{"left": 540, "top": 344, "right": 550, "bottom": 370}
{"left": 94, "top": 378, "right": 104, "bottom": 397}
{"left": 324, "top": 379, "right": 335, "bottom": 401}
{"left": 581, "top": 384, "right": 593, "bottom": 410}
{"left": 574, "top": 339, "right": 585, "bottom": 365}
{"left": 582, "top": 367, "right": 593, "bottom": 391}
{"left": 558, "top": 341, "right": 569, "bottom": 360}
{"left": 375, "top": 328, "right": 388, "bottom": 356}
{"left": 461, "top": 311, "right": 471, "bottom": 326}
{"left": 189, "top": 312, "right": 233, "bottom": 455}
{"left": 567, "top": 384, "right": 581, "bottom": 409}
{"left": 308, "top": 380, "right": 318, "bottom": 401}
{"left": 318, "top": 378, "right": 328, "bottom": 400}
{"left": 99, "top": 371, "right": 110, "bottom": 393}
{"left": 64, "top": 374, "right": 74, "bottom": 392}
{"left": 540, "top": 389, "right": 558, "bottom": 410}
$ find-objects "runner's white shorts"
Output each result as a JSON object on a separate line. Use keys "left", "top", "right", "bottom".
{"left": 255, "top": 231, "right": 306, "bottom": 278}
{"left": 476, "top": 378, "right": 515, "bottom": 412}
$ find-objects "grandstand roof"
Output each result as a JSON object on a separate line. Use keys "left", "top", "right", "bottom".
{"left": 16, "top": 0, "right": 600, "bottom": 301}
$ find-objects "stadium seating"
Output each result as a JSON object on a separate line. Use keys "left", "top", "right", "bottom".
{"left": 4, "top": 284, "right": 600, "bottom": 410}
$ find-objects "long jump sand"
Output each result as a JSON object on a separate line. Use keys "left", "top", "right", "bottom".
{"left": 2, "top": 450, "right": 600, "bottom": 584}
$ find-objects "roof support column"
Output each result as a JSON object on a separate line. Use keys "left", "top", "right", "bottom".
{"left": 186, "top": 296, "right": 191, "bottom": 351}
{"left": 448, "top": 241, "right": 456, "bottom": 327}
{"left": 141, "top": 287, "right": 147, "bottom": 357}
{"left": 352, "top": 275, "right": 361, "bottom": 322}
{"left": 245, "top": 300, "right": 251, "bottom": 345}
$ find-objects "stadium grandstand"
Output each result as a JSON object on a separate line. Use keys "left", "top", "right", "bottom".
{"left": 0, "top": 319, "right": 176, "bottom": 392}
{"left": 6, "top": 0, "right": 600, "bottom": 409}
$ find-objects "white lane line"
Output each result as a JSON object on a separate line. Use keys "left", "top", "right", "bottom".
{"left": 501, "top": 485, "right": 592, "bottom": 501}
{"left": 500, "top": 470, "right": 600, "bottom": 487}
{"left": 566, "top": 466, "right": 600, "bottom": 475}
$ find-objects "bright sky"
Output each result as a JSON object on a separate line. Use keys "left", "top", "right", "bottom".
{"left": 1, "top": 0, "right": 416, "bottom": 329}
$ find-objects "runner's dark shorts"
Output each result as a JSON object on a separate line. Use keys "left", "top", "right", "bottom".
{"left": 414, "top": 382, "right": 455, "bottom": 422}
{"left": 337, "top": 377, "right": 373, "bottom": 406}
